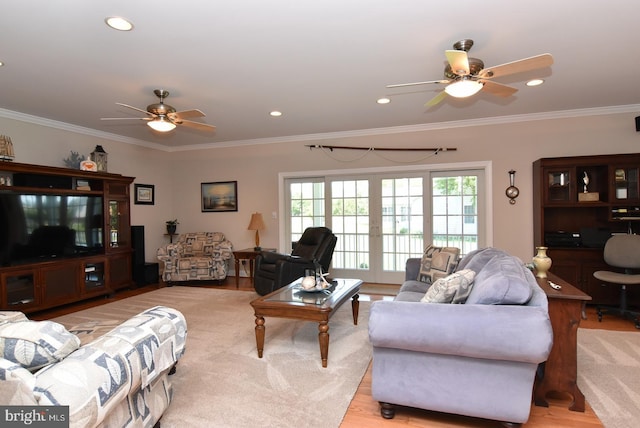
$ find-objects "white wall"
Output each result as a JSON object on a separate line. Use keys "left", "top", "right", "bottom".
{"left": 2, "top": 110, "right": 639, "bottom": 267}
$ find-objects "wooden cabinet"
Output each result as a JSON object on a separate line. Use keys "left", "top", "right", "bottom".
{"left": 0, "top": 162, "right": 135, "bottom": 313}
{"left": 533, "top": 153, "right": 640, "bottom": 306}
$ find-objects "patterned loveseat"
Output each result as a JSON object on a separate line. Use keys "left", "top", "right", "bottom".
{"left": 157, "top": 232, "right": 233, "bottom": 282}
{"left": 0, "top": 306, "right": 187, "bottom": 428}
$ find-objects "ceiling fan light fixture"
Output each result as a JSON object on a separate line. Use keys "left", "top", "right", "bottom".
{"left": 147, "top": 117, "right": 176, "bottom": 132}
{"left": 526, "top": 79, "right": 545, "bottom": 87}
{"left": 444, "top": 79, "right": 484, "bottom": 98}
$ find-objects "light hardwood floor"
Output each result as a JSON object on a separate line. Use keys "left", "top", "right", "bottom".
{"left": 33, "top": 277, "right": 637, "bottom": 427}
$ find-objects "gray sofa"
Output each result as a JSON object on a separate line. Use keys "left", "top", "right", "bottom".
{"left": 368, "top": 247, "right": 553, "bottom": 426}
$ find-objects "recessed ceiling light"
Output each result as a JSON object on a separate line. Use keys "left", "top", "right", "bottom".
{"left": 377, "top": 98, "right": 391, "bottom": 104}
{"left": 105, "top": 17, "right": 134, "bottom": 31}
{"left": 270, "top": 111, "right": 283, "bottom": 117}
{"left": 526, "top": 79, "right": 544, "bottom": 87}
{"left": 0, "top": 61, "right": 4, "bottom": 67}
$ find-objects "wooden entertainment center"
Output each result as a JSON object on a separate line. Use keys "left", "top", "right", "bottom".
{"left": 0, "top": 161, "right": 134, "bottom": 313}
{"left": 533, "top": 153, "right": 640, "bottom": 306}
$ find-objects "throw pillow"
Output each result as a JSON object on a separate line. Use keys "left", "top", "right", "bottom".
{"left": 0, "top": 320, "right": 81, "bottom": 372}
{"left": 465, "top": 254, "right": 534, "bottom": 305}
{"left": 417, "top": 245, "right": 460, "bottom": 283}
{"left": 421, "top": 269, "right": 476, "bottom": 303}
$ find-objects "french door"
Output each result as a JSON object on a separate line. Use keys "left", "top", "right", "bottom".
{"left": 285, "top": 168, "right": 484, "bottom": 283}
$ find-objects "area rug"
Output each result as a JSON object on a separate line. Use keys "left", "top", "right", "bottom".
{"left": 577, "top": 328, "right": 640, "bottom": 428}
{"left": 52, "top": 287, "right": 372, "bottom": 428}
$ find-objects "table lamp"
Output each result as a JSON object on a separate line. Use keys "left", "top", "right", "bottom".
{"left": 248, "top": 212, "right": 266, "bottom": 250}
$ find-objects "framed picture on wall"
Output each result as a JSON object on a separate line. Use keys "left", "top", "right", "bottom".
{"left": 201, "top": 181, "right": 238, "bottom": 212}
{"left": 134, "top": 184, "right": 155, "bottom": 205}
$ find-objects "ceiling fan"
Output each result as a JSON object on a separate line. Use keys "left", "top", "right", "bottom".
{"left": 101, "top": 89, "right": 216, "bottom": 133}
{"left": 387, "top": 39, "right": 553, "bottom": 107}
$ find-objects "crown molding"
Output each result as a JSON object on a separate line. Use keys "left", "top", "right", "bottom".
{"left": 2, "top": 104, "right": 640, "bottom": 153}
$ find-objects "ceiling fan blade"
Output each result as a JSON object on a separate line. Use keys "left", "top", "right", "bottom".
{"left": 481, "top": 80, "right": 518, "bottom": 97}
{"left": 115, "top": 102, "right": 155, "bottom": 117}
{"left": 100, "top": 117, "right": 152, "bottom": 121}
{"left": 424, "top": 91, "right": 448, "bottom": 107}
{"left": 445, "top": 50, "right": 470, "bottom": 75}
{"left": 386, "top": 80, "right": 449, "bottom": 88}
{"left": 170, "top": 109, "right": 206, "bottom": 120}
{"left": 479, "top": 53, "right": 554, "bottom": 79}
{"left": 177, "top": 119, "right": 216, "bottom": 132}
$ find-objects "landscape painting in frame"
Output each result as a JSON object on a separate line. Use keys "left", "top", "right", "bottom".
{"left": 201, "top": 181, "right": 238, "bottom": 212}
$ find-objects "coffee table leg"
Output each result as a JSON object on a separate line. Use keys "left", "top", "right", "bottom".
{"left": 255, "top": 316, "right": 265, "bottom": 358}
{"left": 318, "top": 321, "right": 329, "bottom": 368}
{"left": 351, "top": 294, "right": 360, "bottom": 325}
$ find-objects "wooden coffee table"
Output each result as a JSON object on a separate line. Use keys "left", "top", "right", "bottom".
{"left": 250, "top": 278, "right": 362, "bottom": 368}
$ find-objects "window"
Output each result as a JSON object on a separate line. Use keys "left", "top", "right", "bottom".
{"left": 282, "top": 164, "right": 487, "bottom": 282}
{"left": 431, "top": 173, "right": 480, "bottom": 255}
{"left": 287, "top": 178, "right": 325, "bottom": 247}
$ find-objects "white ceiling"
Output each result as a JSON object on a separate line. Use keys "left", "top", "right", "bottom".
{"left": 1, "top": 1, "right": 640, "bottom": 151}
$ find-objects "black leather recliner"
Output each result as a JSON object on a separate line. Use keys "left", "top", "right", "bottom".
{"left": 253, "top": 227, "right": 337, "bottom": 295}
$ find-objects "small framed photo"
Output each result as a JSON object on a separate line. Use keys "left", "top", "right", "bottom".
{"left": 134, "top": 184, "right": 155, "bottom": 205}
{"left": 201, "top": 181, "right": 238, "bottom": 212}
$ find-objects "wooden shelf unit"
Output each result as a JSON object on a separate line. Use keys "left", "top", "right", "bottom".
{"left": 533, "top": 153, "right": 640, "bottom": 306}
{"left": 0, "top": 161, "right": 135, "bottom": 313}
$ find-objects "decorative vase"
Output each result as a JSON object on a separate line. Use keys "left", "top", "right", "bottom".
{"left": 166, "top": 224, "right": 177, "bottom": 235}
{"left": 533, "top": 246, "right": 552, "bottom": 279}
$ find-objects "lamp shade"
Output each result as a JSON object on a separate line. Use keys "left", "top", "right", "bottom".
{"left": 248, "top": 212, "right": 266, "bottom": 230}
{"left": 147, "top": 117, "right": 176, "bottom": 132}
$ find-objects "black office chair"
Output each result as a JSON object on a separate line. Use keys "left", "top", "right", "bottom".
{"left": 593, "top": 234, "right": 640, "bottom": 329}
{"left": 253, "top": 227, "right": 337, "bottom": 296}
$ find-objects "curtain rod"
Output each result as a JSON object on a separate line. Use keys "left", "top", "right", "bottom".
{"left": 306, "top": 144, "right": 457, "bottom": 152}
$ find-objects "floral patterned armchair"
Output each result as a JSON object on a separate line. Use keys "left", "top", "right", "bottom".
{"left": 157, "top": 232, "right": 233, "bottom": 282}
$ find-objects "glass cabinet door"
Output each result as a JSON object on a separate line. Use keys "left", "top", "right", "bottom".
{"left": 107, "top": 199, "right": 130, "bottom": 249}
{"left": 545, "top": 169, "right": 572, "bottom": 203}
{"left": 2, "top": 271, "right": 39, "bottom": 309}
{"left": 108, "top": 200, "right": 120, "bottom": 247}
{"left": 613, "top": 167, "right": 639, "bottom": 200}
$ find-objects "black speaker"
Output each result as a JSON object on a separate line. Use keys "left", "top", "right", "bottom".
{"left": 636, "top": 116, "right": 640, "bottom": 132}
{"left": 131, "top": 225, "right": 146, "bottom": 285}
{"left": 131, "top": 226, "right": 145, "bottom": 265}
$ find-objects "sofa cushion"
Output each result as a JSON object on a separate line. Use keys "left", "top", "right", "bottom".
{"left": 421, "top": 269, "right": 476, "bottom": 303}
{"left": 0, "top": 312, "right": 29, "bottom": 325}
{"left": 399, "top": 279, "right": 429, "bottom": 294}
{"left": 417, "top": 245, "right": 460, "bottom": 283}
{"left": 456, "top": 247, "right": 510, "bottom": 274}
{"left": 0, "top": 358, "right": 38, "bottom": 405}
{"left": 0, "top": 320, "right": 81, "bottom": 371}
{"left": 465, "top": 254, "right": 533, "bottom": 305}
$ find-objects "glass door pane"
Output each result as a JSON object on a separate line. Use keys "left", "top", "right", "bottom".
{"left": 432, "top": 174, "right": 480, "bottom": 255}
{"left": 287, "top": 180, "right": 325, "bottom": 248}
{"left": 330, "top": 179, "right": 370, "bottom": 273}
{"left": 381, "top": 177, "right": 424, "bottom": 272}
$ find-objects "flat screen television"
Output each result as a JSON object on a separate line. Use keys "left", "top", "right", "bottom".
{"left": 0, "top": 193, "right": 104, "bottom": 266}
